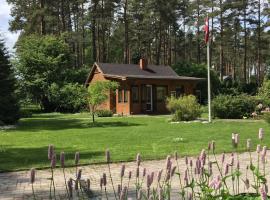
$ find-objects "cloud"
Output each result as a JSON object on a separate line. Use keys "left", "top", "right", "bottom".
{"left": 0, "top": 0, "right": 19, "bottom": 52}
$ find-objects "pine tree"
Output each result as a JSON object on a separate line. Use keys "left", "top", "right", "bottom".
{"left": 0, "top": 40, "right": 20, "bottom": 125}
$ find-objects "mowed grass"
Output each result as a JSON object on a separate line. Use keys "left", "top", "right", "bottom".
{"left": 0, "top": 113, "right": 269, "bottom": 172}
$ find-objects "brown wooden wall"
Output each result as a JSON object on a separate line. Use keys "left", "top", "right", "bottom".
{"left": 88, "top": 70, "right": 198, "bottom": 115}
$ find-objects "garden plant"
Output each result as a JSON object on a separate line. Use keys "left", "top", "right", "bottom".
{"left": 29, "top": 128, "right": 270, "bottom": 200}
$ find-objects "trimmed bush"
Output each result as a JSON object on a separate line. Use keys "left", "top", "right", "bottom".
{"left": 96, "top": 110, "right": 113, "bottom": 117}
{"left": 212, "top": 94, "right": 257, "bottom": 119}
{"left": 167, "top": 95, "right": 202, "bottom": 121}
{"left": 47, "top": 83, "right": 87, "bottom": 113}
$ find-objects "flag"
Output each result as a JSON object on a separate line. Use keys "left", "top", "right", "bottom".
{"left": 204, "top": 17, "right": 209, "bottom": 44}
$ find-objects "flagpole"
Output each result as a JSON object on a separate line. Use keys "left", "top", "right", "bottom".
{"left": 207, "top": 40, "right": 211, "bottom": 123}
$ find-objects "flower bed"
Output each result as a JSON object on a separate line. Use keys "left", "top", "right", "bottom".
{"left": 28, "top": 128, "right": 269, "bottom": 200}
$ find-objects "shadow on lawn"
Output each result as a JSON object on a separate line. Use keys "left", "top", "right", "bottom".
{"left": 15, "top": 119, "right": 142, "bottom": 132}
{"left": 0, "top": 145, "right": 104, "bottom": 172}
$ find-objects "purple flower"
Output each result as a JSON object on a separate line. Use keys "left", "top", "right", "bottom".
{"left": 147, "top": 174, "right": 152, "bottom": 188}
{"left": 30, "top": 168, "right": 35, "bottom": 184}
{"left": 262, "top": 146, "right": 267, "bottom": 157}
{"left": 75, "top": 179, "right": 78, "bottom": 191}
{"left": 190, "top": 159, "right": 193, "bottom": 168}
{"left": 48, "top": 144, "right": 54, "bottom": 160}
{"left": 166, "top": 155, "right": 171, "bottom": 170}
{"left": 60, "top": 152, "right": 65, "bottom": 168}
{"left": 105, "top": 149, "right": 110, "bottom": 163}
{"left": 77, "top": 169, "right": 82, "bottom": 180}
{"left": 136, "top": 153, "right": 141, "bottom": 166}
{"left": 68, "top": 178, "right": 73, "bottom": 197}
{"left": 209, "top": 162, "right": 213, "bottom": 176}
{"left": 75, "top": 152, "right": 80, "bottom": 165}
{"left": 143, "top": 168, "right": 146, "bottom": 177}
{"left": 185, "top": 156, "right": 188, "bottom": 165}
{"left": 120, "top": 164, "right": 125, "bottom": 178}
{"left": 224, "top": 163, "right": 229, "bottom": 175}
{"left": 87, "top": 179, "right": 90, "bottom": 191}
{"left": 136, "top": 167, "right": 140, "bottom": 178}
{"left": 221, "top": 153, "right": 225, "bottom": 164}
{"left": 51, "top": 154, "right": 56, "bottom": 168}
{"left": 261, "top": 186, "right": 267, "bottom": 200}
{"left": 230, "top": 153, "right": 234, "bottom": 166}
{"left": 100, "top": 177, "right": 103, "bottom": 188}
{"left": 117, "top": 184, "right": 121, "bottom": 195}
{"left": 103, "top": 173, "right": 107, "bottom": 186}
{"left": 171, "top": 166, "right": 177, "bottom": 177}
{"left": 244, "top": 178, "right": 250, "bottom": 189}
{"left": 157, "top": 169, "right": 163, "bottom": 183}
{"left": 128, "top": 171, "right": 132, "bottom": 179}
{"left": 184, "top": 169, "right": 188, "bottom": 186}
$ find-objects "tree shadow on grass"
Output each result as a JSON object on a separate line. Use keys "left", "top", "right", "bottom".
{"left": 0, "top": 145, "right": 104, "bottom": 172}
{"left": 14, "top": 119, "right": 142, "bottom": 132}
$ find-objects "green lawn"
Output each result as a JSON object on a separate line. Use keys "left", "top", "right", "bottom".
{"left": 0, "top": 113, "right": 269, "bottom": 172}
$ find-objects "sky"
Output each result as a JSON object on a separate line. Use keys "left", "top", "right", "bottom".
{"left": 0, "top": 0, "right": 20, "bottom": 52}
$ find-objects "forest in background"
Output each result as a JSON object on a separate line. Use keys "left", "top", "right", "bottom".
{"left": 6, "top": 0, "right": 270, "bottom": 84}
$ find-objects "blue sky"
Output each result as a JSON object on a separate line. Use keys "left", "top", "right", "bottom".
{"left": 0, "top": 0, "right": 19, "bottom": 51}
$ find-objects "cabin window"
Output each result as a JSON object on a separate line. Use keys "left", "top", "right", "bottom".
{"left": 156, "top": 86, "right": 167, "bottom": 102}
{"left": 118, "top": 89, "right": 123, "bottom": 103}
{"left": 131, "top": 86, "right": 139, "bottom": 103}
{"left": 124, "top": 89, "right": 129, "bottom": 103}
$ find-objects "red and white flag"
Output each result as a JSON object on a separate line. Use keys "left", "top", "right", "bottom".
{"left": 204, "top": 17, "right": 209, "bottom": 44}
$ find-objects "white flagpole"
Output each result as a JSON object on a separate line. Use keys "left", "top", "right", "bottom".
{"left": 207, "top": 39, "right": 211, "bottom": 123}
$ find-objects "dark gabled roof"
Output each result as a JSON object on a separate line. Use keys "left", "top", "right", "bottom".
{"left": 85, "top": 62, "right": 203, "bottom": 84}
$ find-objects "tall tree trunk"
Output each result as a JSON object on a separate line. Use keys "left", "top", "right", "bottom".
{"left": 243, "top": 0, "right": 247, "bottom": 83}
{"left": 257, "top": 0, "right": 261, "bottom": 84}
{"left": 40, "top": 0, "right": 45, "bottom": 35}
{"left": 219, "top": 0, "right": 224, "bottom": 80}
{"left": 91, "top": 2, "right": 97, "bottom": 62}
{"left": 196, "top": 0, "right": 201, "bottom": 64}
{"left": 60, "top": 0, "right": 66, "bottom": 32}
{"left": 123, "top": 0, "right": 129, "bottom": 64}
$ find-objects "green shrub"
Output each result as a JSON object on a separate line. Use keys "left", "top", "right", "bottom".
{"left": 47, "top": 83, "right": 87, "bottom": 113}
{"left": 166, "top": 95, "right": 202, "bottom": 121}
{"left": 257, "top": 79, "right": 270, "bottom": 106}
{"left": 96, "top": 110, "right": 113, "bottom": 117}
{"left": 212, "top": 94, "right": 257, "bottom": 119}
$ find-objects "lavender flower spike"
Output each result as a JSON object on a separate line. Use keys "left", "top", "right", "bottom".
{"left": 103, "top": 173, "right": 107, "bottom": 186}
{"left": 51, "top": 154, "right": 56, "bottom": 168}
{"left": 136, "top": 153, "right": 141, "bottom": 166}
{"left": 120, "top": 164, "right": 125, "bottom": 178}
{"left": 105, "top": 149, "right": 111, "bottom": 163}
{"left": 257, "top": 144, "right": 261, "bottom": 154}
{"left": 60, "top": 152, "right": 65, "bottom": 168}
{"left": 77, "top": 169, "right": 82, "bottom": 180}
{"left": 261, "top": 186, "right": 267, "bottom": 200}
{"left": 30, "top": 168, "right": 36, "bottom": 184}
{"left": 48, "top": 144, "right": 54, "bottom": 160}
{"left": 128, "top": 171, "right": 132, "bottom": 179}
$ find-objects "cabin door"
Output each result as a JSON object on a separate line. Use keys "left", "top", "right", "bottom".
{"left": 146, "top": 85, "right": 153, "bottom": 112}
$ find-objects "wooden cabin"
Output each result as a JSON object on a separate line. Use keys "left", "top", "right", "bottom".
{"left": 85, "top": 59, "right": 202, "bottom": 115}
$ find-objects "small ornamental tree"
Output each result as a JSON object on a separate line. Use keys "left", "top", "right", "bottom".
{"left": 87, "top": 81, "right": 118, "bottom": 123}
{"left": 0, "top": 40, "right": 20, "bottom": 124}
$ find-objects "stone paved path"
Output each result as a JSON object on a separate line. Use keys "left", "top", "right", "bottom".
{"left": 0, "top": 151, "right": 268, "bottom": 199}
